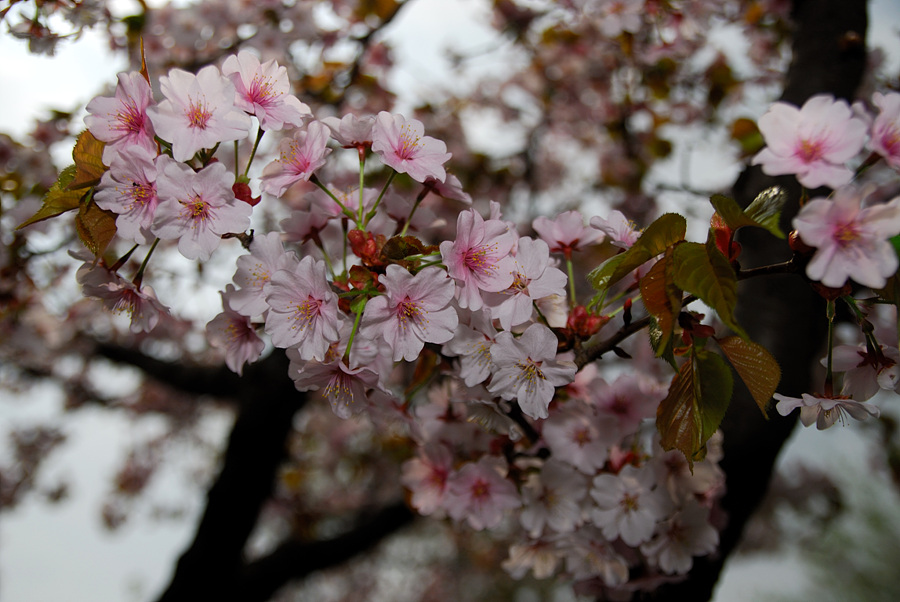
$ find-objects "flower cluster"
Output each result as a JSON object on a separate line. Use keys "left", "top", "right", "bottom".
{"left": 62, "top": 47, "right": 734, "bottom": 596}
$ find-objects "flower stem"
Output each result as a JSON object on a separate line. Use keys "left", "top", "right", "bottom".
{"left": 243, "top": 127, "right": 265, "bottom": 179}
{"left": 133, "top": 238, "right": 160, "bottom": 288}
{"left": 824, "top": 299, "right": 836, "bottom": 397}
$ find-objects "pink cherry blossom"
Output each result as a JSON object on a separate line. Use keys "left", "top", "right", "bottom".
{"left": 542, "top": 411, "right": 618, "bottom": 473}
{"left": 868, "top": 91, "right": 900, "bottom": 170}
{"left": 488, "top": 236, "right": 568, "bottom": 331}
{"left": 443, "top": 456, "right": 521, "bottom": 530}
{"left": 829, "top": 343, "right": 900, "bottom": 400}
{"left": 793, "top": 185, "right": 900, "bottom": 289}
{"left": 488, "top": 323, "right": 577, "bottom": 420}
{"left": 640, "top": 499, "right": 719, "bottom": 575}
{"left": 371, "top": 111, "right": 451, "bottom": 183}
{"left": 264, "top": 255, "right": 341, "bottom": 360}
{"left": 442, "top": 308, "right": 498, "bottom": 387}
{"left": 752, "top": 95, "right": 867, "bottom": 189}
{"left": 590, "top": 464, "right": 670, "bottom": 547}
{"left": 222, "top": 50, "right": 310, "bottom": 131}
{"left": 152, "top": 158, "right": 252, "bottom": 261}
{"left": 594, "top": 373, "right": 665, "bottom": 437}
{"left": 259, "top": 121, "right": 332, "bottom": 197}
{"left": 359, "top": 264, "right": 458, "bottom": 362}
{"left": 206, "top": 285, "right": 265, "bottom": 376}
{"left": 401, "top": 443, "right": 454, "bottom": 516}
{"left": 589, "top": 210, "right": 640, "bottom": 249}
{"left": 439, "top": 209, "right": 517, "bottom": 311}
{"left": 774, "top": 392, "right": 880, "bottom": 429}
{"left": 147, "top": 65, "right": 252, "bottom": 162}
{"left": 93, "top": 145, "right": 160, "bottom": 245}
{"left": 229, "top": 232, "right": 297, "bottom": 318}
{"left": 502, "top": 541, "right": 561, "bottom": 580}
{"left": 77, "top": 262, "right": 169, "bottom": 333}
{"left": 288, "top": 351, "right": 383, "bottom": 419}
{"left": 519, "top": 459, "right": 588, "bottom": 537}
{"left": 320, "top": 114, "right": 375, "bottom": 148}
{"left": 422, "top": 173, "right": 472, "bottom": 204}
{"left": 533, "top": 210, "right": 603, "bottom": 257}
{"left": 85, "top": 71, "right": 157, "bottom": 165}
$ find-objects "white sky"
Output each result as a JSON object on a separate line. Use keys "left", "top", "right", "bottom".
{"left": 1, "top": 0, "right": 899, "bottom": 601}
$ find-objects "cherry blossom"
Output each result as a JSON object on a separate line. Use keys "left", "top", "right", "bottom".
{"left": 590, "top": 464, "right": 670, "bottom": 547}
{"left": 77, "top": 262, "right": 169, "bottom": 334}
{"left": 519, "top": 459, "right": 588, "bottom": 537}
{"left": 443, "top": 456, "right": 521, "bottom": 530}
{"left": 640, "top": 500, "right": 719, "bottom": 575}
{"left": 147, "top": 65, "right": 252, "bottom": 162}
{"left": 229, "top": 232, "right": 297, "bottom": 318}
{"left": 752, "top": 95, "right": 867, "bottom": 189}
{"left": 868, "top": 91, "right": 900, "bottom": 170}
{"left": 321, "top": 114, "right": 376, "bottom": 149}
{"left": 206, "top": 285, "right": 265, "bottom": 376}
{"left": 152, "top": 158, "right": 252, "bottom": 261}
{"left": 359, "top": 265, "right": 458, "bottom": 362}
{"left": 259, "top": 121, "right": 332, "bottom": 197}
{"left": 774, "top": 392, "right": 880, "bottom": 429}
{"left": 589, "top": 210, "right": 641, "bottom": 249}
{"left": 488, "top": 236, "right": 568, "bottom": 331}
{"left": 440, "top": 209, "right": 517, "bottom": 311}
{"left": 371, "top": 111, "right": 451, "bottom": 183}
{"left": 84, "top": 71, "right": 157, "bottom": 165}
{"left": 400, "top": 443, "right": 454, "bottom": 516}
{"left": 93, "top": 145, "right": 160, "bottom": 245}
{"left": 488, "top": 323, "right": 577, "bottom": 420}
{"left": 442, "top": 308, "right": 498, "bottom": 387}
{"left": 542, "top": 410, "right": 618, "bottom": 474}
{"left": 222, "top": 50, "right": 310, "bottom": 131}
{"left": 264, "top": 255, "right": 341, "bottom": 360}
{"left": 594, "top": 374, "right": 665, "bottom": 437}
{"left": 829, "top": 343, "right": 900, "bottom": 400}
{"left": 792, "top": 185, "right": 900, "bottom": 289}
{"left": 533, "top": 210, "right": 603, "bottom": 258}
{"left": 288, "top": 352, "right": 384, "bottom": 419}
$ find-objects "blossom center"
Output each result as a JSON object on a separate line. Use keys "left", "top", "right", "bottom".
{"left": 833, "top": 221, "right": 860, "bottom": 247}
{"left": 470, "top": 478, "right": 491, "bottom": 500}
{"left": 396, "top": 296, "right": 423, "bottom": 330}
{"left": 572, "top": 426, "right": 593, "bottom": 447}
{"left": 186, "top": 96, "right": 213, "bottom": 130}
{"left": 248, "top": 75, "right": 278, "bottom": 107}
{"left": 289, "top": 297, "right": 322, "bottom": 331}
{"left": 620, "top": 493, "right": 640, "bottom": 513}
{"left": 395, "top": 124, "right": 422, "bottom": 159}
{"left": 464, "top": 244, "right": 498, "bottom": 275}
{"left": 515, "top": 358, "right": 546, "bottom": 393}
{"left": 881, "top": 127, "right": 900, "bottom": 156}
{"left": 324, "top": 371, "right": 354, "bottom": 406}
{"left": 796, "top": 138, "right": 824, "bottom": 162}
{"left": 184, "top": 196, "right": 210, "bottom": 221}
{"left": 115, "top": 101, "right": 144, "bottom": 134}
{"left": 126, "top": 182, "right": 155, "bottom": 208}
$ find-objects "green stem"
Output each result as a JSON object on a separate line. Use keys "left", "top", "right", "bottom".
{"left": 243, "top": 128, "right": 266, "bottom": 179}
{"left": 311, "top": 175, "right": 356, "bottom": 222}
{"left": 343, "top": 296, "right": 368, "bottom": 363}
{"left": 566, "top": 254, "right": 576, "bottom": 306}
{"left": 364, "top": 171, "right": 396, "bottom": 227}
{"left": 133, "top": 238, "right": 160, "bottom": 288}
{"left": 399, "top": 187, "right": 430, "bottom": 237}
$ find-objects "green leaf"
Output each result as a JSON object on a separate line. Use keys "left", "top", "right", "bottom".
{"left": 640, "top": 247, "right": 681, "bottom": 356}
{"left": 648, "top": 316, "right": 678, "bottom": 370}
{"left": 16, "top": 165, "right": 82, "bottom": 229}
{"left": 744, "top": 186, "right": 787, "bottom": 239}
{"left": 588, "top": 213, "right": 686, "bottom": 292}
{"left": 75, "top": 194, "right": 117, "bottom": 256}
{"left": 673, "top": 239, "right": 746, "bottom": 338}
{"left": 717, "top": 335, "right": 781, "bottom": 416}
{"left": 68, "top": 130, "right": 107, "bottom": 190}
{"left": 657, "top": 348, "right": 733, "bottom": 469}
{"left": 710, "top": 194, "right": 760, "bottom": 231}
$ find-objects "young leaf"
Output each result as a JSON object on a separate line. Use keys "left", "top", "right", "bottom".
{"left": 744, "top": 186, "right": 787, "bottom": 239}
{"left": 16, "top": 165, "right": 82, "bottom": 229}
{"left": 75, "top": 195, "right": 117, "bottom": 256}
{"left": 68, "top": 130, "right": 107, "bottom": 190}
{"left": 588, "top": 213, "right": 686, "bottom": 292}
{"left": 640, "top": 247, "right": 681, "bottom": 356}
{"left": 657, "top": 348, "right": 733, "bottom": 469}
{"left": 717, "top": 335, "right": 781, "bottom": 416}
{"left": 673, "top": 239, "right": 746, "bottom": 338}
